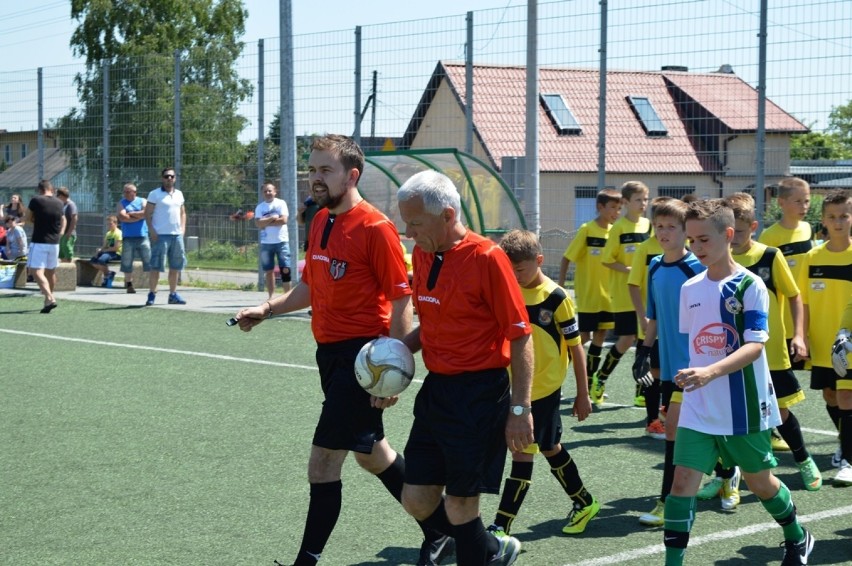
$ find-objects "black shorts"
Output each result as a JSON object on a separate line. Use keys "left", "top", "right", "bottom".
{"left": 661, "top": 380, "right": 684, "bottom": 410}
{"left": 613, "top": 311, "right": 638, "bottom": 336}
{"left": 578, "top": 311, "right": 614, "bottom": 333}
{"left": 313, "top": 337, "right": 384, "bottom": 454}
{"left": 650, "top": 340, "right": 661, "bottom": 370}
{"left": 404, "top": 368, "right": 510, "bottom": 497}
{"left": 530, "top": 389, "right": 563, "bottom": 452}
{"left": 810, "top": 365, "right": 849, "bottom": 391}
{"left": 786, "top": 339, "right": 805, "bottom": 371}
{"left": 769, "top": 368, "right": 805, "bottom": 408}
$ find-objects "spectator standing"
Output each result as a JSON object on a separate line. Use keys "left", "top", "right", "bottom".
{"left": 27, "top": 180, "right": 65, "bottom": 313}
{"left": 397, "top": 170, "right": 534, "bottom": 565}
{"left": 56, "top": 187, "right": 78, "bottom": 263}
{"left": 254, "top": 182, "right": 291, "bottom": 298}
{"left": 297, "top": 194, "right": 320, "bottom": 252}
{"left": 117, "top": 183, "right": 151, "bottom": 294}
{"left": 234, "top": 135, "right": 449, "bottom": 566}
{"left": 2, "top": 194, "right": 26, "bottom": 223}
{"left": 144, "top": 167, "right": 187, "bottom": 306}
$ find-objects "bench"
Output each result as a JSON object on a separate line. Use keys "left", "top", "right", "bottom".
{"left": 75, "top": 258, "right": 145, "bottom": 287}
{"left": 55, "top": 262, "right": 77, "bottom": 291}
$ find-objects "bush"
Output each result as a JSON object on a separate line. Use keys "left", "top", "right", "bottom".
{"left": 197, "top": 240, "right": 239, "bottom": 260}
{"left": 762, "top": 193, "right": 825, "bottom": 233}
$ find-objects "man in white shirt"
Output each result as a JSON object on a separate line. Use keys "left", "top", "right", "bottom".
{"left": 254, "top": 182, "right": 291, "bottom": 298}
{"left": 144, "top": 167, "right": 187, "bottom": 306}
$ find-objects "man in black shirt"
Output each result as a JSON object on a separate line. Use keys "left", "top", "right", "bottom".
{"left": 27, "top": 180, "right": 65, "bottom": 313}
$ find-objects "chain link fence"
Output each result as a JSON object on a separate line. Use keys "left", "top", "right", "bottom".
{"left": 1, "top": 0, "right": 849, "bottom": 277}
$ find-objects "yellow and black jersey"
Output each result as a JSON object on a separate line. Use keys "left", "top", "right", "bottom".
{"left": 733, "top": 242, "right": 800, "bottom": 370}
{"left": 799, "top": 242, "right": 852, "bottom": 368}
{"left": 627, "top": 236, "right": 663, "bottom": 340}
{"left": 759, "top": 221, "right": 814, "bottom": 339}
{"left": 602, "top": 216, "right": 652, "bottom": 313}
{"left": 564, "top": 220, "right": 612, "bottom": 314}
{"left": 521, "top": 276, "right": 582, "bottom": 400}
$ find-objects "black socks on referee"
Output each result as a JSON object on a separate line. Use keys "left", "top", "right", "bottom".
{"left": 295, "top": 480, "right": 342, "bottom": 565}
{"left": 376, "top": 454, "right": 446, "bottom": 542}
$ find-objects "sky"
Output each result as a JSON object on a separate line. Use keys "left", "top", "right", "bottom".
{"left": 1, "top": 0, "right": 515, "bottom": 71}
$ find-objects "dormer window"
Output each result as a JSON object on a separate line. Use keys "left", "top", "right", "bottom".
{"left": 541, "top": 93, "right": 581, "bottom": 135}
{"left": 627, "top": 96, "right": 667, "bottom": 136}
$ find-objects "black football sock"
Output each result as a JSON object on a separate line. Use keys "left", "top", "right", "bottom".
{"left": 547, "top": 447, "right": 592, "bottom": 506}
{"left": 493, "top": 461, "right": 533, "bottom": 533}
{"left": 645, "top": 379, "right": 661, "bottom": 424}
{"left": 827, "top": 404, "right": 842, "bottom": 430}
{"left": 661, "top": 440, "right": 675, "bottom": 501}
{"left": 587, "top": 343, "right": 603, "bottom": 380}
{"left": 597, "top": 345, "right": 624, "bottom": 380}
{"left": 840, "top": 409, "right": 852, "bottom": 462}
{"left": 454, "top": 517, "right": 491, "bottom": 565}
{"left": 776, "top": 411, "right": 810, "bottom": 463}
{"left": 294, "top": 480, "right": 342, "bottom": 565}
{"left": 376, "top": 454, "right": 443, "bottom": 542}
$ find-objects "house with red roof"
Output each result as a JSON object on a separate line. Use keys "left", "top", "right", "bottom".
{"left": 402, "top": 61, "right": 808, "bottom": 233}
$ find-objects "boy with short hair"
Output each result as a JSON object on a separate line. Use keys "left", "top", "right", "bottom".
{"left": 558, "top": 188, "right": 622, "bottom": 391}
{"left": 799, "top": 189, "right": 852, "bottom": 484}
{"left": 759, "top": 177, "right": 814, "bottom": 371}
{"left": 3, "top": 214, "right": 27, "bottom": 262}
{"left": 633, "top": 198, "right": 706, "bottom": 527}
{"left": 492, "top": 230, "right": 598, "bottom": 537}
{"left": 663, "top": 198, "right": 812, "bottom": 566}
{"left": 627, "top": 196, "right": 669, "bottom": 436}
{"left": 87, "top": 215, "right": 123, "bottom": 288}
{"left": 598, "top": 181, "right": 652, "bottom": 406}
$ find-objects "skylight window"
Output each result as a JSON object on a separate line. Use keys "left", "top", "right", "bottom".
{"left": 627, "top": 96, "right": 668, "bottom": 136}
{"left": 541, "top": 93, "right": 581, "bottom": 135}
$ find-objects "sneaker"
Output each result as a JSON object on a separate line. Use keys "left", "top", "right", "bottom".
{"left": 721, "top": 467, "right": 741, "bottom": 510}
{"left": 796, "top": 457, "right": 822, "bottom": 491}
{"left": 771, "top": 429, "right": 791, "bottom": 452}
{"left": 634, "top": 394, "right": 646, "bottom": 407}
{"left": 486, "top": 525, "right": 508, "bottom": 538}
{"left": 168, "top": 292, "right": 186, "bottom": 305}
{"left": 145, "top": 292, "right": 156, "bottom": 306}
{"left": 638, "top": 499, "right": 665, "bottom": 527}
{"left": 417, "top": 534, "right": 455, "bottom": 566}
{"left": 488, "top": 532, "right": 521, "bottom": 565}
{"left": 645, "top": 419, "right": 666, "bottom": 440}
{"left": 696, "top": 476, "right": 724, "bottom": 500}
{"left": 835, "top": 459, "right": 852, "bottom": 486}
{"left": 590, "top": 373, "right": 606, "bottom": 406}
{"left": 831, "top": 446, "right": 843, "bottom": 468}
{"left": 779, "top": 528, "right": 814, "bottom": 565}
{"left": 562, "top": 496, "right": 600, "bottom": 534}
{"left": 126, "top": 282, "right": 136, "bottom": 294}
{"left": 106, "top": 271, "right": 116, "bottom": 288}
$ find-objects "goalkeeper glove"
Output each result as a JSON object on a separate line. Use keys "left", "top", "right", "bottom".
{"left": 832, "top": 328, "right": 852, "bottom": 377}
{"left": 632, "top": 344, "right": 653, "bottom": 386}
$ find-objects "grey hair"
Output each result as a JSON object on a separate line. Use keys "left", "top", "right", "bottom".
{"left": 397, "top": 170, "right": 461, "bottom": 217}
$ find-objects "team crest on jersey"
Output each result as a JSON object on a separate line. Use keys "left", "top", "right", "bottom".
{"left": 693, "top": 323, "right": 738, "bottom": 356}
{"left": 329, "top": 259, "right": 347, "bottom": 280}
{"left": 757, "top": 267, "right": 771, "bottom": 282}
{"left": 538, "top": 309, "right": 553, "bottom": 326}
{"left": 724, "top": 296, "right": 743, "bottom": 315}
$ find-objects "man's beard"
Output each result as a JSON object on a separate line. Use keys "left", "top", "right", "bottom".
{"left": 312, "top": 184, "right": 344, "bottom": 210}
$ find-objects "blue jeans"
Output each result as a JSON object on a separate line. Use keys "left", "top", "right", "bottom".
{"left": 260, "top": 241, "right": 291, "bottom": 272}
{"left": 150, "top": 235, "right": 186, "bottom": 272}
{"left": 121, "top": 237, "right": 151, "bottom": 273}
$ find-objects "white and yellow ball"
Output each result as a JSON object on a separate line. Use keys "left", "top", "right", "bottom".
{"left": 354, "top": 337, "right": 415, "bottom": 398}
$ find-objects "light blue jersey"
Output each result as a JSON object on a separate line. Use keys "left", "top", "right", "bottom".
{"left": 647, "top": 251, "right": 705, "bottom": 382}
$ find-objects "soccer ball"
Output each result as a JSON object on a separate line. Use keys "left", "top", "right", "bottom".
{"left": 354, "top": 337, "right": 415, "bottom": 398}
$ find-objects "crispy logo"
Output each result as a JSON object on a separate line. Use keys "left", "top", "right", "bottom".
{"left": 693, "top": 323, "right": 738, "bottom": 355}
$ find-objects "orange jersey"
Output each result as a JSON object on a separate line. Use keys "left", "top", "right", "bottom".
{"left": 412, "top": 231, "right": 531, "bottom": 375}
{"left": 303, "top": 200, "right": 411, "bottom": 343}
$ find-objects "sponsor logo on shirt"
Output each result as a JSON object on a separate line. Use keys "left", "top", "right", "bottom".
{"left": 312, "top": 253, "right": 330, "bottom": 263}
{"left": 591, "top": 248, "right": 601, "bottom": 256}
{"left": 330, "top": 259, "right": 347, "bottom": 280}
{"left": 810, "top": 281, "right": 826, "bottom": 291}
{"left": 418, "top": 295, "right": 440, "bottom": 305}
{"left": 693, "top": 323, "right": 738, "bottom": 356}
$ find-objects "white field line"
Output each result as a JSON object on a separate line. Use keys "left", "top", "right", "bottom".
{"left": 562, "top": 504, "right": 852, "bottom": 566}
{"left": 0, "top": 328, "right": 315, "bottom": 370}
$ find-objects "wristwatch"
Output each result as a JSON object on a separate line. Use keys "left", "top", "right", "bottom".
{"left": 510, "top": 405, "right": 532, "bottom": 417}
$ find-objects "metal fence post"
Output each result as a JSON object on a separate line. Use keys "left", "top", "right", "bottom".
{"left": 37, "top": 68, "right": 44, "bottom": 181}
{"left": 465, "top": 12, "right": 474, "bottom": 155}
{"left": 280, "top": 0, "right": 300, "bottom": 276}
{"left": 102, "top": 61, "right": 110, "bottom": 217}
{"left": 597, "top": 0, "right": 608, "bottom": 192}
{"left": 525, "top": 0, "right": 540, "bottom": 235}
{"left": 257, "top": 38, "right": 265, "bottom": 291}
{"left": 755, "top": 0, "right": 768, "bottom": 229}
{"left": 174, "top": 50, "right": 181, "bottom": 178}
{"left": 354, "top": 26, "right": 362, "bottom": 144}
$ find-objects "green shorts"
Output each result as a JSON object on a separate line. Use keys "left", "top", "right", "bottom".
{"left": 59, "top": 235, "right": 76, "bottom": 260}
{"left": 673, "top": 427, "right": 777, "bottom": 475}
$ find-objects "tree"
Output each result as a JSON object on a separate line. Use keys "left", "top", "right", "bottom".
{"left": 57, "top": 0, "right": 252, "bottom": 211}
{"left": 828, "top": 100, "right": 852, "bottom": 152}
{"left": 790, "top": 131, "right": 852, "bottom": 160}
